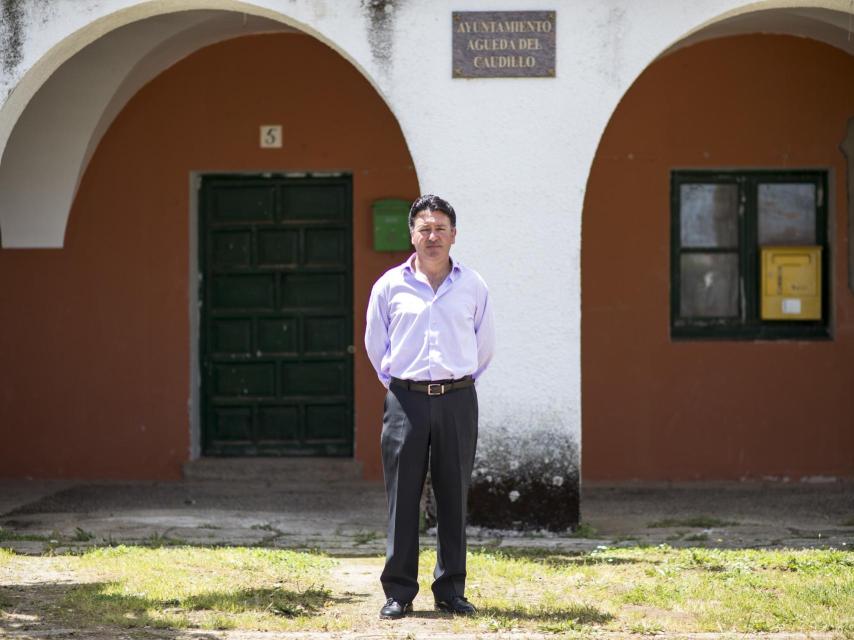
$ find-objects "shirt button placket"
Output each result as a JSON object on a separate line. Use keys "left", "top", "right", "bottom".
{"left": 428, "top": 298, "right": 436, "bottom": 377}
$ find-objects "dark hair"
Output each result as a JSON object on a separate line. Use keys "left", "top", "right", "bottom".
{"left": 408, "top": 194, "right": 456, "bottom": 229}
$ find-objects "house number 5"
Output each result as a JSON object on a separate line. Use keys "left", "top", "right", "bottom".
{"left": 259, "top": 125, "right": 282, "bottom": 148}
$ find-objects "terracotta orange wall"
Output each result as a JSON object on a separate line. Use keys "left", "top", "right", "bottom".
{"left": 0, "top": 34, "right": 417, "bottom": 480}
{"left": 582, "top": 35, "right": 854, "bottom": 481}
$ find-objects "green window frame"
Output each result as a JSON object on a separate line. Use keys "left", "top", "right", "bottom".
{"left": 671, "top": 170, "right": 829, "bottom": 340}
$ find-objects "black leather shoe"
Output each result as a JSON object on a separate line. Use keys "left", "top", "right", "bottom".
{"left": 379, "top": 598, "right": 412, "bottom": 619}
{"left": 435, "top": 595, "right": 477, "bottom": 615}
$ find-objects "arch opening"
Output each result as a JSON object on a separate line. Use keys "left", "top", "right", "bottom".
{"left": 0, "top": 14, "right": 419, "bottom": 480}
{"left": 581, "top": 7, "right": 854, "bottom": 482}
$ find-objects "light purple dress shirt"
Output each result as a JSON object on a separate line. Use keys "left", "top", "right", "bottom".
{"left": 364, "top": 256, "right": 495, "bottom": 388}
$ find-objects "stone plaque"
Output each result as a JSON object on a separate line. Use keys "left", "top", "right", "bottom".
{"left": 452, "top": 11, "right": 556, "bottom": 78}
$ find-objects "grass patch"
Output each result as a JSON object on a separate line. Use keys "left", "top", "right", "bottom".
{"left": 418, "top": 546, "right": 854, "bottom": 634}
{"left": 647, "top": 516, "right": 739, "bottom": 528}
{"left": 61, "top": 546, "right": 336, "bottom": 631}
{"left": 7, "top": 544, "right": 853, "bottom": 634}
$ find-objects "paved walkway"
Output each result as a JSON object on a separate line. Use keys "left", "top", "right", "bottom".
{"left": 1, "top": 478, "right": 852, "bottom": 554}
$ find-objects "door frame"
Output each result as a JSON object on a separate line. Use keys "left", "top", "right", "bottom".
{"left": 187, "top": 171, "right": 354, "bottom": 460}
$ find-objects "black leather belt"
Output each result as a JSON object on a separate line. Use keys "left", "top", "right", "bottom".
{"left": 391, "top": 375, "right": 474, "bottom": 396}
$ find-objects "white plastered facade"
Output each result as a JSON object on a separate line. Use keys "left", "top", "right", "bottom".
{"left": 1, "top": 0, "right": 853, "bottom": 477}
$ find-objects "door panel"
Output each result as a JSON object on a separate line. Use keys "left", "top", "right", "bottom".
{"left": 200, "top": 175, "right": 353, "bottom": 456}
{"left": 282, "top": 184, "right": 348, "bottom": 219}
{"left": 212, "top": 186, "right": 276, "bottom": 222}
{"left": 257, "top": 230, "right": 299, "bottom": 266}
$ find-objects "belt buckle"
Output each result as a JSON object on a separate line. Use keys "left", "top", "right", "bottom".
{"left": 427, "top": 383, "right": 444, "bottom": 396}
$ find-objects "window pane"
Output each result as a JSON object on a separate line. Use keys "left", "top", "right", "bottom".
{"left": 758, "top": 183, "right": 815, "bottom": 245}
{"left": 680, "top": 253, "right": 739, "bottom": 318}
{"left": 680, "top": 184, "right": 738, "bottom": 248}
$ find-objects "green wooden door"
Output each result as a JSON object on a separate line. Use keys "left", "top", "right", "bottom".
{"left": 199, "top": 175, "right": 353, "bottom": 456}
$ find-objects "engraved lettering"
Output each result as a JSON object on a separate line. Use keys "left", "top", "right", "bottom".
{"left": 453, "top": 11, "right": 555, "bottom": 78}
{"left": 472, "top": 55, "right": 537, "bottom": 69}
{"left": 461, "top": 19, "right": 553, "bottom": 33}
{"left": 518, "top": 38, "right": 541, "bottom": 50}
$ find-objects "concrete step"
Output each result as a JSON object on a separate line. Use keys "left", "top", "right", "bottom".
{"left": 183, "top": 457, "right": 364, "bottom": 484}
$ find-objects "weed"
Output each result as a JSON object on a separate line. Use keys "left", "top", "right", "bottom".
{"left": 539, "top": 618, "right": 585, "bottom": 633}
{"left": 198, "top": 523, "right": 221, "bottom": 530}
{"left": 352, "top": 530, "right": 379, "bottom": 545}
{"left": 72, "top": 527, "right": 95, "bottom": 542}
{"left": 0, "top": 527, "right": 51, "bottom": 542}
{"left": 210, "top": 614, "right": 237, "bottom": 630}
{"left": 252, "top": 524, "right": 285, "bottom": 547}
{"left": 629, "top": 620, "right": 665, "bottom": 635}
{"left": 688, "top": 548, "right": 725, "bottom": 570}
{"left": 568, "top": 522, "right": 598, "bottom": 538}
{"left": 143, "top": 531, "right": 186, "bottom": 547}
{"left": 482, "top": 614, "right": 518, "bottom": 631}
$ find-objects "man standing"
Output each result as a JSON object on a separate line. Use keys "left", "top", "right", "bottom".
{"left": 365, "top": 194, "right": 495, "bottom": 619}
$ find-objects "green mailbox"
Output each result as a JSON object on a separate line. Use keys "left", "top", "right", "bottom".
{"left": 372, "top": 199, "right": 411, "bottom": 252}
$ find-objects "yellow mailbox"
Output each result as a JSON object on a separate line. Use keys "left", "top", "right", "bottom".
{"left": 761, "top": 246, "right": 822, "bottom": 320}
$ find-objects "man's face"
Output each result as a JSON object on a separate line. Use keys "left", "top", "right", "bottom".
{"left": 410, "top": 209, "right": 456, "bottom": 264}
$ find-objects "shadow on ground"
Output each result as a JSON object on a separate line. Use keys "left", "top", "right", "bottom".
{"left": 477, "top": 603, "right": 614, "bottom": 624}
{"left": 0, "top": 579, "right": 361, "bottom": 635}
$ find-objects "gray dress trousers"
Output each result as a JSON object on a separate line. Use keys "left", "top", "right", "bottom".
{"left": 379, "top": 382, "right": 478, "bottom": 603}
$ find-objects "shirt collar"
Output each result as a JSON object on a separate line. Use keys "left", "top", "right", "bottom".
{"left": 401, "top": 255, "right": 462, "bottom": 278}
